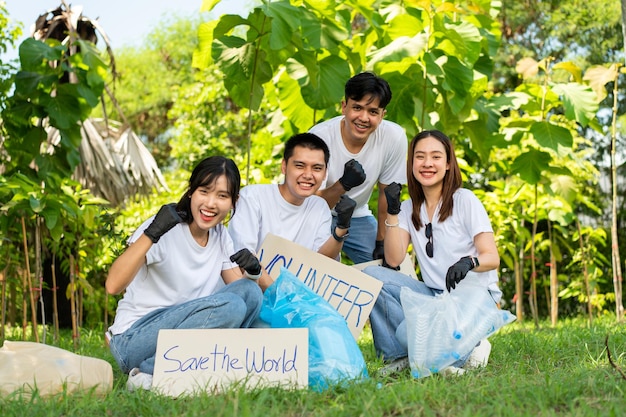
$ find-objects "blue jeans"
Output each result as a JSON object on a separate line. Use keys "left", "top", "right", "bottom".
{"left": 363, "top": 265, "right": 432, "bottom": 362}
{"left": 332, "top": 214, "right": 377, "bottom": 264}
{"left": 109, "top": 278, "right": 263, "bottom": 375}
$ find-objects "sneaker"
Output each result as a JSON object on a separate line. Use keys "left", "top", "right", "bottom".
{"left": 378, "top": 357, "right": 410, "bottom": 377}
{"left": 440, "top": 366, "right": 466, "bottom": 377}
{"left": 127, "top": 367, "right": 153, "bottom": 391}
{"left": 464, "top": 339, "right": 492, "bottom": 370}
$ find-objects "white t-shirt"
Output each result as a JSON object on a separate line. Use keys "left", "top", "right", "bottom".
{"left": 228, "top": 184, "right": 332, "bottom": 253}
{"left": 398, "top": 188, "right": 501, "bottom": 300}
{"left": 109, "top": 220, "right": 237, "bottom": 335}
{"left": 309, "top": 116, "right": 407, "bottom": 217}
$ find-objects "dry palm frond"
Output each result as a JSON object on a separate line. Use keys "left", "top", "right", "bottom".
{"left": 113, "top": 128, "right": 169, "bottom": 196}
{"left": 46, "top": 118, "right": 169, "bottom": 207}
{"left": 32, "top": 1, "right": 117, "bottom": 79}
{"left": 32, "top": 3, "right": 167, "bottom": 206}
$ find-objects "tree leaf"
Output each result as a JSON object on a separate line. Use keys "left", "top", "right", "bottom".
{"left": 511, "top": 148, "right": 552, "bottom": 185}
{"left": 551, "top": 82, "right": 598, "bottom": 126}
{"left": 583, "top": 64, "right": 619, "bottom": 103}
{"left": 529, "top": 121, "right": 573, "bottom": 151}
{"left": 515, "top": 57, "right": 539, "bottom": 79}
{"left": 265, "top": 1, "right": 301, "bottom": 50}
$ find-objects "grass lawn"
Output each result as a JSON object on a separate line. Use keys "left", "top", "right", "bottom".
{"left": 1, "top": 315, "right": 625, "bottom": 416}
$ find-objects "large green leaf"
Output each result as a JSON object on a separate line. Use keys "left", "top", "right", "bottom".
{"left": 300, "top": 9, "right": 350, "bottom": 50}
{"left": 463, "top": 119, "right": 507, "bottom": 161}
{"left": 439, "top": 21, "right": 482, "bottom": 64}
{"left": 14, "top": 71, "right": 56, "bottom": 95}
{"left": 265, "top": 1, "right": 302, "bottom": 50}
{"left": 40, "top": 86, "right": 82, "bottom": 130}
{"left": 511, "top": 148, "right": 552, "bottom": 185}
{"left": 367, "top": 34, "right": 428, "bottom": 68}
{"left": 291, "top": 55, "right": 350, "bottom": 110}
{"left": 529, "top": 121, "right": 573, "bottom": 151}
{"left": 551, "top": 82, "right": 599, "bottom": 127}
{"left": 18, "top": 38, "right": 63, "bottom": 71}
{"left": 214, "top": 36, "right": 273, "bottom": 110}
{"left": 440, "top": 56, "right": 473, "bottom": 114}
{"left": 192, "top": 20, "right": 219, "bottom": 69}
{"left": 277, "top": 70, "right": 316, "bottom": 132}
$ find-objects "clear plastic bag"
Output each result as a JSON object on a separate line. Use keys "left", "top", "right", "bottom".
{"left": 400, "top": 278, "right": 516, "bottom": 378}
{"left": 260, "top": 267, "right": 368, "bottom": 391}
{"left": 0, "top": 340, "right": 113, "bottom": 397}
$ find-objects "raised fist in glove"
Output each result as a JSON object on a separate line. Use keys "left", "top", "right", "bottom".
{"left": 445, "top": 256, "right": 475, "bottom": 292}
{"left": 339, "top": 159, "right": 366, "bottom": 191}
{"left": 384, "top": 182, "right": 402, "bottom": 215}
{"left": 335, "top": 195, "right": 357, "bottom": 229}
{"left": 230, "top": 248, "right": 262, "bottom": 280}
{"left": 144, "top": 203, "right": 184, "bottom": 243}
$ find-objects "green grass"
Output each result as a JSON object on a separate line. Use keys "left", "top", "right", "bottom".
{"left": 1, "top": 316, "right": 625, "bottom": 417}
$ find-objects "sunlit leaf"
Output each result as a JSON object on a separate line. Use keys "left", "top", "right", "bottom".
{"left": 530, "top": 121, "right": 573, "bottom": 151}
{"left": 511, "top": 149, "right": 552, "bottom": 184}
{"left": 551, "top": 82, "right": 598, "bottom": 126}
{"left": 583, "top": 64, "right": 619, "bottom": 103}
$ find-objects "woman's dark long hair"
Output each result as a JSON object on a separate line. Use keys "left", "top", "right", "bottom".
{"left": 176, "top": 156, "right": 241, "bottom": 224}
{"left": 407, "top": 130, "right": 462, "bottom": 231}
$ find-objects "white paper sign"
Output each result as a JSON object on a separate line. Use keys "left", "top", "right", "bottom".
{"left": 258, "top": 234, "right": 383, "bottom": 340}
{"left": 352, "top": 254, "right": 418, "bottom": 280}
{"left": 152, "top": 328, "right": 308, "bottom": 397}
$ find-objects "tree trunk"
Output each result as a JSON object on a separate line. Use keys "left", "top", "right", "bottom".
{"left": 576, "top": 219, "right": 593, "bottom": 325}
{"left": 515, "top": 224, "right": 525, "bottom": 321}
{"left": 548, "top": 221, "right": 558, "bottom": 326}
{"left": 21, "top": 217, "right": 39, "bottom": 342}
{"left": 529, "top": 185, "right": 539, "bottom": 328}
{"left": 610, "top": 46, "right": 624, "bottom": 321}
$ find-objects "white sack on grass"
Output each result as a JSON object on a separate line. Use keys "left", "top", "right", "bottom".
{"left": 0, "top": 340, "right": 113, "bottom": 397}
{"left": 400, "top": 278, "right": 516, "bottom": 378}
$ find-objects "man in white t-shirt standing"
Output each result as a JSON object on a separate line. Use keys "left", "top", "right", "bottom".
{"left": 309, "top": 72, "right": 407, "bottom": 264}
{"left": 228, "top": 132, "right": 356, "bottom": 291}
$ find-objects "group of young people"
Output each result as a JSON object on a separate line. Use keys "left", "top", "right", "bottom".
{"left": 105, "top": 72, "right": 502, "bottom": 391}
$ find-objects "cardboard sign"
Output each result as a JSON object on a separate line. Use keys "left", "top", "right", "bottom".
{"left": 152, "top": 328, "right": 308, "bottom": 397}
{"left": 258, "top": 234, "right": 383, "bottom": 340}
{"left": 352, "top": 254, "right": 418, "bottom": 280}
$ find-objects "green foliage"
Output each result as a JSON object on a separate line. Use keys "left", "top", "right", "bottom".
{"left": 3, "top": 38, "right": 107, "bottom": 177}
{"left": 0, "top": 3, "right": 21, "bottom": 112}
{"left": 1, "top": 317, "right": 625, "bottom": 416}
{"left": 196, "top": 0, "right": 502, "bottom": 140}
{"left": 495, "top": 0, "right": 623, "bottom": 92}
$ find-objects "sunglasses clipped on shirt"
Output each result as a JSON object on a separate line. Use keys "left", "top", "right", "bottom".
{"left": 425, "top": 222, "right": 433, "bottom": 257}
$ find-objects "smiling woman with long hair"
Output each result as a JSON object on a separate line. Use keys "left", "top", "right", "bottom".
{"left": 105, "top": 156, "right": 264, "bottom": 391}
{"left": 363, "top": 130, "right": 502, "bottom": 377}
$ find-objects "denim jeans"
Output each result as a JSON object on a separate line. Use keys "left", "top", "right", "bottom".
{"left": 364, "top": 265, "right": 472, "bottom": 368}
{"left": 332, "top": 214, "right": 377, "bottom": 264}
{"left": 109, "top": 278, "right": 263, "bottom": 375}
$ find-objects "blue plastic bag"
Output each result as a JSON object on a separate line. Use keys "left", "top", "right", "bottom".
{"left": 400, "top": 277, "right": 516, "bottom": 378}
{"left": 260, "top": 267, "right": 368, "bottom": 391}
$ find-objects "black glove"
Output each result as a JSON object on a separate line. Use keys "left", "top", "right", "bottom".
{"left": 338, "top": 159, "right": 366, "bottom": 191}
{"left": 384, "top": 182, "right": 402, "bottom": 215}
{"left": 335, "top": 195, "right": 357, "bottom": 229}
{"left": 372, "top": 240, "right": 384, "bottom": 260}
{"left": 230, "top": 248, "right": 262, "bottom": 279}
{"left": 445, "top": 256, "right": 475, "bottom": 292}
{"left": 143, "top": 203, "right": 183, "bottom": 243}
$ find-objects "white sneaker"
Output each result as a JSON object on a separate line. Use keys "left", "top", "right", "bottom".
{"left": 464, "top": 339, "right": 492, "bottom": 369}
{"left": 440, "top": 366, "right": 466, "bottom": 377}
{"left": 378, "top": 357, "right": 410, "bottom": 377}
{"left": 127, "top": 367, "right": 153, "bottom": 391}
